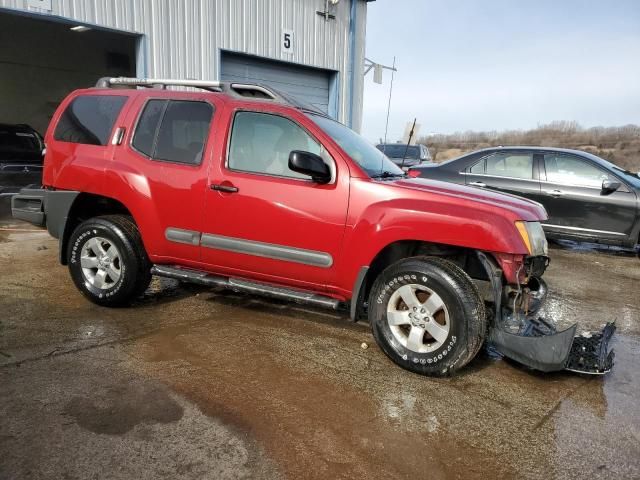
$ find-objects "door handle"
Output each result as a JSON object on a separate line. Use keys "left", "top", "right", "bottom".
{"left": 469, "top": 181, "right": 486, "bottom": 187}
{"left": 547, "top": 189, "right": 564, "bottom": 197}
{"left": 210, "top": 183, "right": 239, "bottom": 193}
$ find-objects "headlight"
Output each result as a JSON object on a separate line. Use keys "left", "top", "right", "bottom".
{"left": 515, "top": 221, "right": 548, "bottom": 256}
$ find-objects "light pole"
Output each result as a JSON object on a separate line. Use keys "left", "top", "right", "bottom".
{"left": 363, "top": 57, "right": 397, "bottom": 145}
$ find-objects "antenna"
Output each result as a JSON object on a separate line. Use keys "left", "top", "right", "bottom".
{"left": 383, "top": 56, "right": 396, "bottom": 146}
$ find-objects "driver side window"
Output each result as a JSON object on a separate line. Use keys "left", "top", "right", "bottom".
{"left": 544, "top": 154, "right": 612, "bottom": 188}
{"left": 228, "top": 111, "right": 321, "bottom": 179}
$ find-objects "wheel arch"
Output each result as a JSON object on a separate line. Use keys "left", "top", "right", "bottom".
{"left": 350, "top": 239, "right": 488, "bottom": 321}
{"left": 57, "top": 192, "right": 138, "bottom": 265}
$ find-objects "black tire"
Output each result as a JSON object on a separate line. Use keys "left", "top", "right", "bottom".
{"left": 368, "top": 256, "right": 486, "bottom": 376}
{"left": 67, "top": 215, "right": 152, "bottom": 307}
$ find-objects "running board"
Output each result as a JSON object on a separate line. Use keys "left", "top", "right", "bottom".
{"left": 151, "top": 265, "right": 342, "bottom": 310}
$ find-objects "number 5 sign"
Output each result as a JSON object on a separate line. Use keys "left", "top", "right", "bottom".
{"left": 282, "top": 29, "right": 294, "bottom": 54}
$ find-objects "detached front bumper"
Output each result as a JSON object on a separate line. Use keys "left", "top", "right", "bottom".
{"left": 490, "top": 318, "right": 615, "bottom": 374}
{"left": 478, "top": 252, "right": 615, "bottom": 375}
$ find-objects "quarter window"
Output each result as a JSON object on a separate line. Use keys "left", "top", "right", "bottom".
{"left": 228, "top": 111, "right": 321, "bottom": 179}
{"left": 54, "top": 95, "right": 127, "bottom": 146}
{"left": 544, "top": 154, "right": 611, "bottom": 188}
{"left": 485, "top": 153, "right": 533, "bottom": 179}
{"left": 131, "top": 100, "right": 213, "bottom": 165}
{"left": 469, "top": 160, "right": 485, "bottom": 174}
{"left": 132, "top": 100, "right": 165, "bottom": 157}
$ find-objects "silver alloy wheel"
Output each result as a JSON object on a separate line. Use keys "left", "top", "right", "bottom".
{"left": 79, "top": 236, "right": 122, "bottom": 290}
{"left": 386, "top": 284, "right": 450, "bottom": 353}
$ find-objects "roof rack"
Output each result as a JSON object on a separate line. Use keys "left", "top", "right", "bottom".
{"left": 96, "top": 77, "right": 276, "bottom": 99}
{"left": 94, "top": 77, "right": 326, "bottom": 115}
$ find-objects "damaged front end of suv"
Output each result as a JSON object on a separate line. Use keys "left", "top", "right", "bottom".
{"left": 477, "top": 223, "right": 615, "bottom": 375}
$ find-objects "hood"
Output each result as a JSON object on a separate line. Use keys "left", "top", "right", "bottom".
{"left": 389, "top": 177, "right": 548, "bottom": 221}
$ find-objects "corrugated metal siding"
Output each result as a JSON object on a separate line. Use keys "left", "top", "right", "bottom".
{"left": 0, "top": 0, "right": 368, "bottom": 128}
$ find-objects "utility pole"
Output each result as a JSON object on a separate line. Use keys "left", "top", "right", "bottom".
{"left": 400, "top": 118, "right": 417, "bottom": 169}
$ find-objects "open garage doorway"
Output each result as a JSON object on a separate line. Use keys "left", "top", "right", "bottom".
{"left": 0, "top": 9, "right": 139, "bottom": 136}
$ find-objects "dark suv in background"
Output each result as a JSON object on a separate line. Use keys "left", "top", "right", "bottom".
{"left": 0, "top": 123, "right": 44, "bottom": 194}
{"left": 409, "top": 146, "right": 640, "bottom": 247}
{"left": 376, "top": 143, "right": 432, "bottom": 170}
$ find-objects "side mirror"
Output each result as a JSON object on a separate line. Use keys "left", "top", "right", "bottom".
{"left": 288, "top": 150, "right": 331, "bottom": 184}
{"left": 602, "top": 179, "right": 621, "bottom": 193}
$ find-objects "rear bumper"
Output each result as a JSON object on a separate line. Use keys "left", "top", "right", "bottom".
{"left": 11, "top": 187, "right": 46, "bottom": 227}
{"left": 11, "top": 188, "right": 79, "bottom": 241}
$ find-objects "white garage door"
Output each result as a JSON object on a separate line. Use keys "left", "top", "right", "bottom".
{"left": 220, "top": 52, "right": 332, "bottom": 114}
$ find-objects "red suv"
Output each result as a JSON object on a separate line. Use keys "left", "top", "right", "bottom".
{"left": 12, "top": 77, "right": 614, "bottom": 376}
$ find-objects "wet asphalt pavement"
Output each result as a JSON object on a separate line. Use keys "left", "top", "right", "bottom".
{"left": 1, "top": 216, "right": 639, "bottom": 479}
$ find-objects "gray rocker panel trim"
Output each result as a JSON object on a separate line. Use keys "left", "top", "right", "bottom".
{"left": 200, "top": 232, "right": 333, "bottom": 268}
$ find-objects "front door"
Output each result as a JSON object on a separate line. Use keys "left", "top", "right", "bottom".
{"left": 539, "top": 152, "right": 636, "bottom": 242}
{"left": 201, "top": 109, "right": 349, "bottom": 289}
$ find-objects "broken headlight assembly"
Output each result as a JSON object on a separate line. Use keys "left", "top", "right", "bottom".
{"left": 515, "top": 221, "right": 548, "bottom": 257}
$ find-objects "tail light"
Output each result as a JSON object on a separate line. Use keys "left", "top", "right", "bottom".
{"left": 407, "top": 169, "right": 421, "bottom": 178}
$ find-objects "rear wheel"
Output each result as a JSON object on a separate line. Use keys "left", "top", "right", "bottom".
{"left": 67, "top": 215, "right": 151, "bottom": 307}
{"left": 368, "top": 256, "right": 486, "bottom": 376}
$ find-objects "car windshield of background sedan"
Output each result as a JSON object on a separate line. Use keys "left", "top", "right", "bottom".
{"left": 612, "top": 166, "right": 640, "bottom": 188}
{"left": 582, "top": 151, "right": 640, "bottom": 189}
{"left": 308, "top": 114, "right": 404, "bottom": 177}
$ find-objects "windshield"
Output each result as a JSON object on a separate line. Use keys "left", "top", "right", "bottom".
{"left": 377, "top": 144, "right": 420, "bottom": 159}
{"left": 308, "top": 114, "right": 404, "bottom": 177}
{"left": 581, "top": 151, "right": 640, "bottom": 189}
{"left": 611, "top": 165, "right": 640, "bottom": 188}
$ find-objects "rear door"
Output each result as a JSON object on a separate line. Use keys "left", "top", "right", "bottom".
{"left": 109, "top": 93, "right": 217, "bottom": 262}
{"left": 464, "top": 151, "right": 541, "bottom": 200}
{"left": 539, "top": 152, "right": 636, "bottom": 242}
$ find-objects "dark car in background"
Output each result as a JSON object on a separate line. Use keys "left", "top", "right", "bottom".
{"left": 408, "top": 146, "right": 640, "bottom": 247}
{"left": 0, "top": 123, "right": 44, "bottom": 194}
{"left": 376, "top": 143, "right": 432, "bottom": 170}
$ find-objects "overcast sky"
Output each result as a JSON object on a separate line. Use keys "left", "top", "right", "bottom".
{"left": 361, "top": 0, "right": 640, "bottom": 142}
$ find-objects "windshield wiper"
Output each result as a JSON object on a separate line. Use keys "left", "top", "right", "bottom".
{"left": 370, "top": 171, "right": 407, "bottom": 179}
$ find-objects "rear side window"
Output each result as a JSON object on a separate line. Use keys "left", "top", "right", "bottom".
{"left": 132, "top": 100, "right": 213, "bottom": 165}
{"left": 485, "top": 152, "right": 533, "bottom": 179}
{"left": 132, "top": 100, "right": 165, "bottom": 157}
{"left": 54, "top": 95, "right": 127, "bottom": 146}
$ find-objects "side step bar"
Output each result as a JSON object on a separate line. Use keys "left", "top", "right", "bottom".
{"left": 151, "top": 265, "right": 342, "bottom": 310}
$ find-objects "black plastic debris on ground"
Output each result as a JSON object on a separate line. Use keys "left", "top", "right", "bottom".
{"left": 565, "top": 322, "right": 616, "bottom": 374}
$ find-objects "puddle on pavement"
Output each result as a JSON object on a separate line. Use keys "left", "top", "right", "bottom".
{"left": 550, "top": 239, "right": 639, "bottom": 257}
{"left": 129, "top": 314, "right": 517, "bottom": 479}
{"left": 63, "top": 383, "right": 184, "bottom": 435}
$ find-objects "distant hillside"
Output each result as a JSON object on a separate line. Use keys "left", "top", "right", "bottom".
{"left": 420, "top": 121, "right": 640, "bottom": 172}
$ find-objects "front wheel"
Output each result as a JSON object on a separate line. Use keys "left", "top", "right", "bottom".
{"left": 368, "top": 256, "right": 486, "bottom": 376}
{"left": 67, "top": 215, "right": 151, "bottom": 307}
